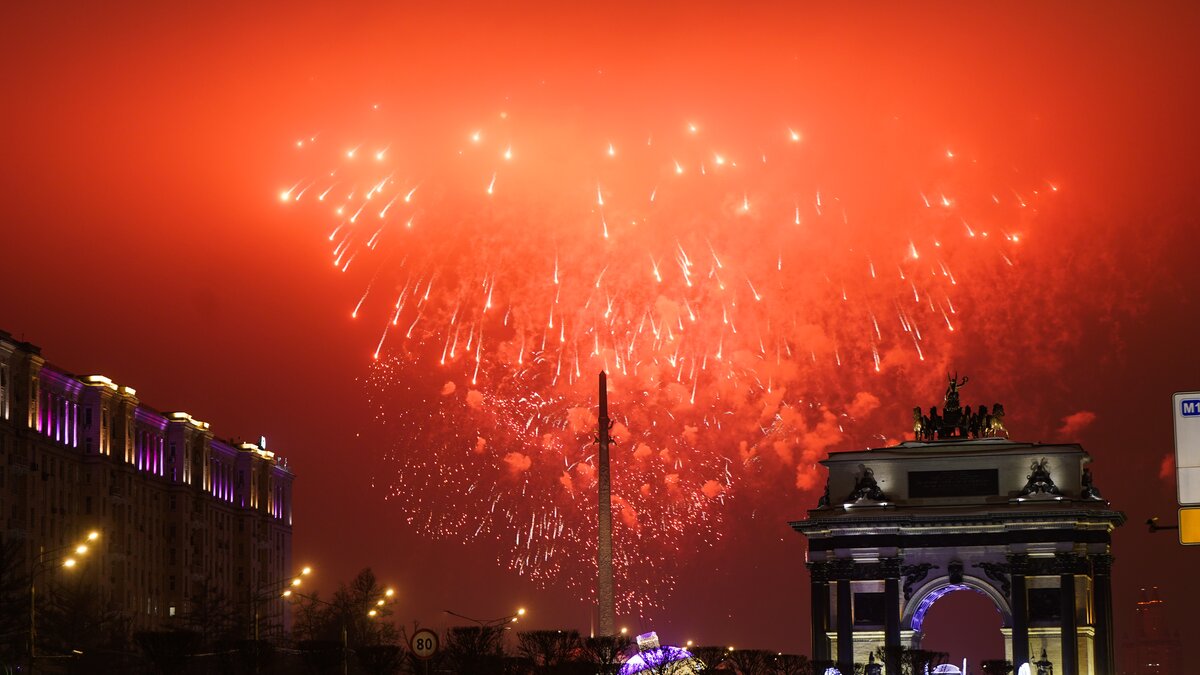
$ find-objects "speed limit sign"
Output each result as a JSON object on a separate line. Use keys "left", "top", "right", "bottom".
{"left": 410, "top": 628, "right": 439, "bottom": 660}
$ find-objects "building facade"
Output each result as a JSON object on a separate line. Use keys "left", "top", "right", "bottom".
{"left": 793, "top": 379, "right": 1123, "bottom": 675}
{"left": 0, "top": 330, "right": 294, "bottom": 646}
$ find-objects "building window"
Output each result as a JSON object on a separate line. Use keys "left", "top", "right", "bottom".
{"left": 29, "top": 377, "right": 38, "bottom": 430}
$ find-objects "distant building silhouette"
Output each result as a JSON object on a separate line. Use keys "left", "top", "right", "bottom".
{"left": 1119, "top": 587, "right": 1181, "bottom": 675}
{"left": 0, "top": 329, "right": 294, "bottom": 644}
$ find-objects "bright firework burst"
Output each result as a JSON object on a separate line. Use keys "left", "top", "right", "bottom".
{"left": 280, "top": 105, "right": 1052, "bottom": 614}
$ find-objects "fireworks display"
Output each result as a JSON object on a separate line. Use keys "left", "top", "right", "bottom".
{"left": 280, "top": 102, "right": 1059, "bottom": 614}
{"left": 4, "top": 0, "right": 1196, "bottom": 657}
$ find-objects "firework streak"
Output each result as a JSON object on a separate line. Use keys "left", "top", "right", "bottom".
{"left": 281, "top": 108, "right": 1053, "bottom": 615}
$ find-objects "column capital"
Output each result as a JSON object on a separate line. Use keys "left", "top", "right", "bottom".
{"left": 1006, "top": 552, "right": 1030, "bottom": 574}
{"left": 1089, "top": 553, "right": 1114, "bottom": 575}
{"left": 807, "top": 561, "right": 832, "bottom": 582}
{"left": 1054, "top": 551, "right": 1088, "bottom": 575}
{"left": 829, "top": 558, "right": 856, "bottom": 581}
{"left": 880, "top": 556, "right": 903, "bottom": 578}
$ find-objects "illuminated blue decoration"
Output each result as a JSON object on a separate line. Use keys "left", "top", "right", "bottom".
{"left": 910, "top": 583, "right": 971, "bottom": 632}
{"left": 618, "top": 645, "right": 705, "bottom": 675}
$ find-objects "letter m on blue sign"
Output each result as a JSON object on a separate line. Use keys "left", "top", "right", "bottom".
{"left": 1184, "top": 400, "right": 1200, "bottom": 417}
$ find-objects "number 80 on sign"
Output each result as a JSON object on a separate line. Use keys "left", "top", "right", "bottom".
{"left": 410, "top": 628, "right": 439, "bottom": 659}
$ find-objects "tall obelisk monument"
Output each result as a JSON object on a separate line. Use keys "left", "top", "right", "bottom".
{"left": 597, "top": 371, "right": 615, "bottom": 635}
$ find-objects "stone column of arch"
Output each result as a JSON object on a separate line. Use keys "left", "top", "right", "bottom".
{"left": 833, "top": 559, "right": 855, "bottom": 675}
{"left": 1056, "top": 552, "right": 1082, "bottom": 675}
{"left": 1008, "top": 553, "right": 1030, "bottom": 670}
{"left": 807, "top": 560, "right": 832, "bottom": 664}
{"left": 1090, "top": 553, "right": 1115, "bottom": 675}
{"left": 882, "top": 557, "right": 903, "bottom": 675}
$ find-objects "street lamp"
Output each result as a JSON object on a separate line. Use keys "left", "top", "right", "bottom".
{"left": 366, "top": 588, "right": 397, "bottom": 624}
{"left": 288, "top": 585, "right": 397, "bottom": 675}
{"left": 253, "top": 565, "right": 313, "bottom": 641}
{"left": 443, "top": 606, "right": 528, "bottom": 629}
{"left": 30, "top": 530, "right": 101, "bottom": 667}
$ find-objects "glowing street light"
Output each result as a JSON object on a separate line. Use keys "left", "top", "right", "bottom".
{"left": 32, "top": 530, "right": 101, "bottom": 660}
{"left": 444, "top": 606, "right": 527, "bottom": 628}
{"left": 257, "top": 565, "right": 315, "bottom": 640}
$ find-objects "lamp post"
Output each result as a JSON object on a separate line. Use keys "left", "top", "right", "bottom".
{"left": 365, "top": 588, "right": 397, "bottom": 646}
{"left": 29, "top": 530, "right": 99, "bottom": 672}
{"left": 253, "top": 565, "right": 312, "bottom": 642}
{"left": 442, "top": 606, "right": 526, "bottom": 629}
{"left": 441, "top": 607, "right": 525, "bottom": 670}
{"left": 287, "top": 585, "right": 396, "bottom": 675}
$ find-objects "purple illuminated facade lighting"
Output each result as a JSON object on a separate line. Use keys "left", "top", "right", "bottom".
{"left": 37, "top": 369, "right": 82, "bottom": 448}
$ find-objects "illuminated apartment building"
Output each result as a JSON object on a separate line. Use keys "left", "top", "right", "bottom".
{"left": 0, "top": 330, "right": 294, "bottom": 639}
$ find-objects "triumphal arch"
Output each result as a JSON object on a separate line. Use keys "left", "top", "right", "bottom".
{"left": 792, "top": 377, "right": 1123, "bottom": 675}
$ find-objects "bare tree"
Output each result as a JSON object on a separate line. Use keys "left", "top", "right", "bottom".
{"left": 289, "top": 568, "right": 398, "bottom": 648}
{"left": 0, "top": 539, "right": 28, "bottom": 667}
{"left": 358, "top": 643, "right": 408, "bottom": 675}
{"left": 331, "top": 568, "right": 399, "bottom": 647}
{"left": 41, "top": 576, "right": 132, "bottom": 672}
{"left": 873, "top": 646, "right": 949, "bottom": 675}
{"left": 442, "top": 624, "right": 507, "bottom": 673}
{"left": 185, "top": 574, "right": 237, "bottom": 648}
{"left": 135, "top": 630, "right": 201, "bottom": 675}
{"left": 770, "top": 653, "right": 811, "bottom": 675}
{"left": 691, "top": 645, "right": 731, "bottom": 670}
{"left": 517, "top": 629, "right": 582, "bottom": 672}
{"left": 291, "top": 590, "right": 332, "bottom": 643}
{"left": 726, "top": 649, "right": 776, "bottom": 674}
{"left": 581, "top": 634, "right": 632, "bottom": 675}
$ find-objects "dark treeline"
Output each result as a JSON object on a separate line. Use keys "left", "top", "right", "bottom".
{"left": 1, "top": 560, "right": 1004, "bottom": 674}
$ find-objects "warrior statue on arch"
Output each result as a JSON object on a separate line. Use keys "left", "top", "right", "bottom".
{"left": 941, "top": 372, "right": 969, "bottom": 435}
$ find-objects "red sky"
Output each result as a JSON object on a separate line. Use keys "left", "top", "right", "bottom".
{"left": 4, "top": 1, "right": 1200, "bottom": 662}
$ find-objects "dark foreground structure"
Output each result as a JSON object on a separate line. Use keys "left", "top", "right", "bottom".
{"left": 793, "top": 383, "right": 1122, "bottom": 675}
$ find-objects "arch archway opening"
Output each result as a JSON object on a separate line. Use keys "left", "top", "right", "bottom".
{"left": 914, "top": 586, "right": 1007, "bottom": 669}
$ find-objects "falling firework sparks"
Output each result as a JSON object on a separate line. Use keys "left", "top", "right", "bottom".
{"left": 281, "top": 106, "right": 1050, "bottom": 614}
